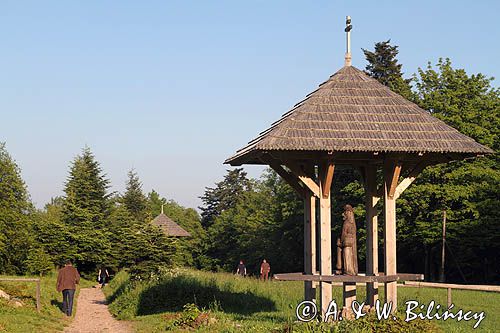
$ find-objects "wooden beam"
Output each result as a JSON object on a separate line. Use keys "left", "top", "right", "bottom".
{"left": 284, "top": 161, "right": 321, "bottom": 198}
{"left": 383, "top": 160, "right": 398, "bottom": 312}
{"left": 363, "top": 166, "right": 379, "bottom": 306}
{"left": 318, "top": 163, "right": 332, "bottom": 318}
{"left": 304, "top": 191, "right": 317, "bottom": 301}
{"left": 384, "top": 161, "right": 402, "bottom": 198}
{"left": 274, "top": 273, "right": 424, "bottom": 283}
{"left": 320, "top": 162, "right": 335, "bottom": 199}
{"left": 260, "top": 155, "right": 305, "bottom": 197}
{"left": 404, "top": 281, "right": 500, "bottom": 292}
{"left": 394, "top": 161, "right": 428, "bottom": 200}
{"left": 343, "top": 282, "right": 356, "bottom": 314}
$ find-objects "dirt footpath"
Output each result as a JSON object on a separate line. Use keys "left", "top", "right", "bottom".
{"left": 64, "top": 287, "right": 132, "bottom": 333}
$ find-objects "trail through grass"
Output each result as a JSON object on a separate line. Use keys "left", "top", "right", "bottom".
{"left": 0, "top": 272, "right": 93, "bottom": 332}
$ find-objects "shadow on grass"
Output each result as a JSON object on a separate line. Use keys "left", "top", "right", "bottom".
{"left": 106, "top": 280, "right": 129, "bottom": 304}
{"left": 50, "top": 299, "right": 63, "bottom": 311}
{"left": 137, "top": 275, "right": 276, "bottom": 316}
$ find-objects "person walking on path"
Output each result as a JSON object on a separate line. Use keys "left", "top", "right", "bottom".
{"left": 56, "top": 260, "right": 80, "bottom": 316}
{"left": 236, "top": 260, "right": 247, "bottom": 277}
{"left": 260, "top": 259, "right": 271, "bottom": 281}
{"left": 98, "top": 267, "right": 110, "bottom": 288}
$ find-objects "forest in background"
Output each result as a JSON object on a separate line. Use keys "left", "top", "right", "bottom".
{"left": 0, "top": 41, "right": 498, "bottom": 284}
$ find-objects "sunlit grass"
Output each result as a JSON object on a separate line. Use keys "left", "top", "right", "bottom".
{"left": 0, "top": 272, "right": 93, "bottom": 332}
{"left": 105, "top": 268, "right": 500, "bottom": 332}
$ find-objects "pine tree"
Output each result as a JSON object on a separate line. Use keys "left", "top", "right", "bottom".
{"left": 122, "top": 169, "right": 147, "bottom": 222}
{"left": 0, "top": 142, "right": 33, "bottom": 274}
{"left": 146, "top": 189, "right": 166, "bottom": 220}
{"left": 363, "top": 40, "right": 413, "bottom": 99}
{"left": 61, "top": 147, "right": 112, "bottom": 274}
{"left": 62, "top": 147, "right": 111, "bottom": 226}
{"left": 199, "top": 168, "right": 251, "bottom": 228}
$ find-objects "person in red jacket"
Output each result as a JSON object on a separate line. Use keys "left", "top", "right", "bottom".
{"left": 56, "top": 260, "right": 80, "bottom": 316}
{"left": 260, "top": 259, "right": 271, "bottom": 281}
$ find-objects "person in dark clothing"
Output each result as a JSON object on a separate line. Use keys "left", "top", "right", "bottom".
{"left": 236, "top": 260, "right": 247, "bottom": 277}
{"left": 98, "top": 267, "right": 110, "bottom": 288}
{"left": 260, "top": 259, "right": 271, "bottom": 281}
{"left": 56, "top": 260, "right": 80, "bottom": 316}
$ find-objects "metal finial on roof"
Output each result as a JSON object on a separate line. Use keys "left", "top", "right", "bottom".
{"left": 161, "top": 203, "right": 164, "bottom": 214}
{"left": 344, "top": 16, "right": 352, "bottom": 66}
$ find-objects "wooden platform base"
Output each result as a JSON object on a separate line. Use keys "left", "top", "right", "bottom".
{"left": 274, "top": 272, "right": 424, "bottom": 283}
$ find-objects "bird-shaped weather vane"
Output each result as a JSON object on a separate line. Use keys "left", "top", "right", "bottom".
{"left": 345, "top": 16, "right": 352, "bottom": 66}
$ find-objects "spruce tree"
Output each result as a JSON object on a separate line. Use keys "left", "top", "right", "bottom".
{"left": 199, "top": 168, "right": 251, "bottom": 228}
{"left": 122, "top": 169, "right": 147, "bottom": 222}
{"left": 62, "top": 147, "right": 111, "bottom": 226}
{"left": 61, "top": 147, "right": 112, "bottom": 274}
{"left": 362, "top": 40, "right": 413, "bottom": 99}
{"left": 0, "top": 142, "right": 33, "bottom": 274}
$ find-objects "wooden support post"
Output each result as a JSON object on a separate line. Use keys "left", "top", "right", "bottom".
{"left": 384, "top": 160, "right": 401, "bottom": 312}
{"left": 364, "top": 166, "right": 379, "bottom": 306}
{"left": 304, "top": 192, "right": 317, "bottom": 301}
{"left": 318, "top": 163, "right": 334, "bottom": 318}
{"left": 343, "top": 282, "right": 356, "bottom": 315}
{"left": 440, "top": 210, "right": 446, "bottom": 283}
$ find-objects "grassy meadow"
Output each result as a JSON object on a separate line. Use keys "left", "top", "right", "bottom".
{"left": 0, "top": 272, "right": 93, "bottom": 333}
{"left": 104, "top": 269, "right": 500, "bottom": 332}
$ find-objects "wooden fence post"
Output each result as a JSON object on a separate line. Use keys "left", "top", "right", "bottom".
{"left": 36, "top": 279, "right": 41, "bottom": 313}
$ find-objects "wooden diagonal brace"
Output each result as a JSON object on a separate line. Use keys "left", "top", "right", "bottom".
{"left": 319, "top": 162, "right": 335, "bottom": 198}
{"left": 260, "top": 155, "right": 305, "bottom": 197}
{"left": 394, "top": 161, "right": 429, "bottom": 200}
{"left": 284, "top": 161, "right": 321, "bottom": 198}
{"left": 384, "top": 160, "right": 402, "bottom": 198}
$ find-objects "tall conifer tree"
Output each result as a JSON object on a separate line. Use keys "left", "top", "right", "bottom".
{"left": 122, "top": 169, "right": 147, "bottom": 222}
{"left": 0, "top": 143, "right": 33, "bottom": 274}
{"left": 62, "top": 147, "right": 111, "bottom": 226}
{"left": 363, "top": 40, "right": 413, "bottom": 99}
{"left": 61, "top": 147, "right": 112, "bottom": 273}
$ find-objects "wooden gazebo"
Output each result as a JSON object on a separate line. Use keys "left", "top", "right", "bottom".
{"left": 225, "top": 17, "right": 492, "bottom": 318}
{"left": 151, "top": 205, "right": 191, "bottom": 237}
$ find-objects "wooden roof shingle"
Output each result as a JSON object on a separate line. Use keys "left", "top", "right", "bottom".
{"left": 151, "top": 213, "right": 191, "bottom": 237}
{"left": 225, "top": 66, "right": 493, "bottom": 165}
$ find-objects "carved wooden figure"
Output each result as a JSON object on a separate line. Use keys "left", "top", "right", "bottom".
{"left": 341, "top": 204, "right": 358, "bottom": 275}
{"left": 336, "top": 237, "right": 343, "bottom": 274}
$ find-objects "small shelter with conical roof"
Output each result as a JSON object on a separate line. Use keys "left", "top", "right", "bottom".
{"left": 150, "top": 205, "right": 191, "bottom": 237}
{"left": 225, "top": 16, "right": 492, "bottom": 319}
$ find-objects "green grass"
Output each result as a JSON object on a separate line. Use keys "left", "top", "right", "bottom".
{"left": 0, "top": 272, "right": 93, "bottom": 333}
{"left": 105, "top": 268, "right": 499, "bottom": 332}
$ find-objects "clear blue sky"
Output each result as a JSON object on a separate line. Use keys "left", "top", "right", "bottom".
{"left": 1, "top": 1, "right": 498, "bottom": 210}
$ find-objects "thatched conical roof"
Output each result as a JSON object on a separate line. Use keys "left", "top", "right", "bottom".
{"left": 226, "top": 66, "right": 492, "bottom": 166}
{"left": 151, "top": 213, "right": 191, "bottom": 237}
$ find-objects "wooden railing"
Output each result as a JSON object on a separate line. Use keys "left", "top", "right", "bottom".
{"left": 0, "top": 278, "right": 41, "bottom": 312}
{"left": 403, "top": 281, "right": 500, "bottom": 307}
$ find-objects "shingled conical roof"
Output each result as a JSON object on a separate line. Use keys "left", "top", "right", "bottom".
{"left": 151, "top": 213, "right": 191, "bottom": 237}
{"left": 226, "top": 66, "right": 492, "bottom": 165}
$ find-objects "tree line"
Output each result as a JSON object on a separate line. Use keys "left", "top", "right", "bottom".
{"left": 0, "top": 40, "right": 498, "bottom": 283}
{"left": 0, "top": 146, "right": 204, "bottom": 279}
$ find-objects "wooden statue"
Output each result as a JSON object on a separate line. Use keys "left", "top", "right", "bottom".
{"left": 341, "top": 204, "right": 358, "bottom": 275}
{"left": 335, "top": 237, "right": 343, "bottom": 275}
